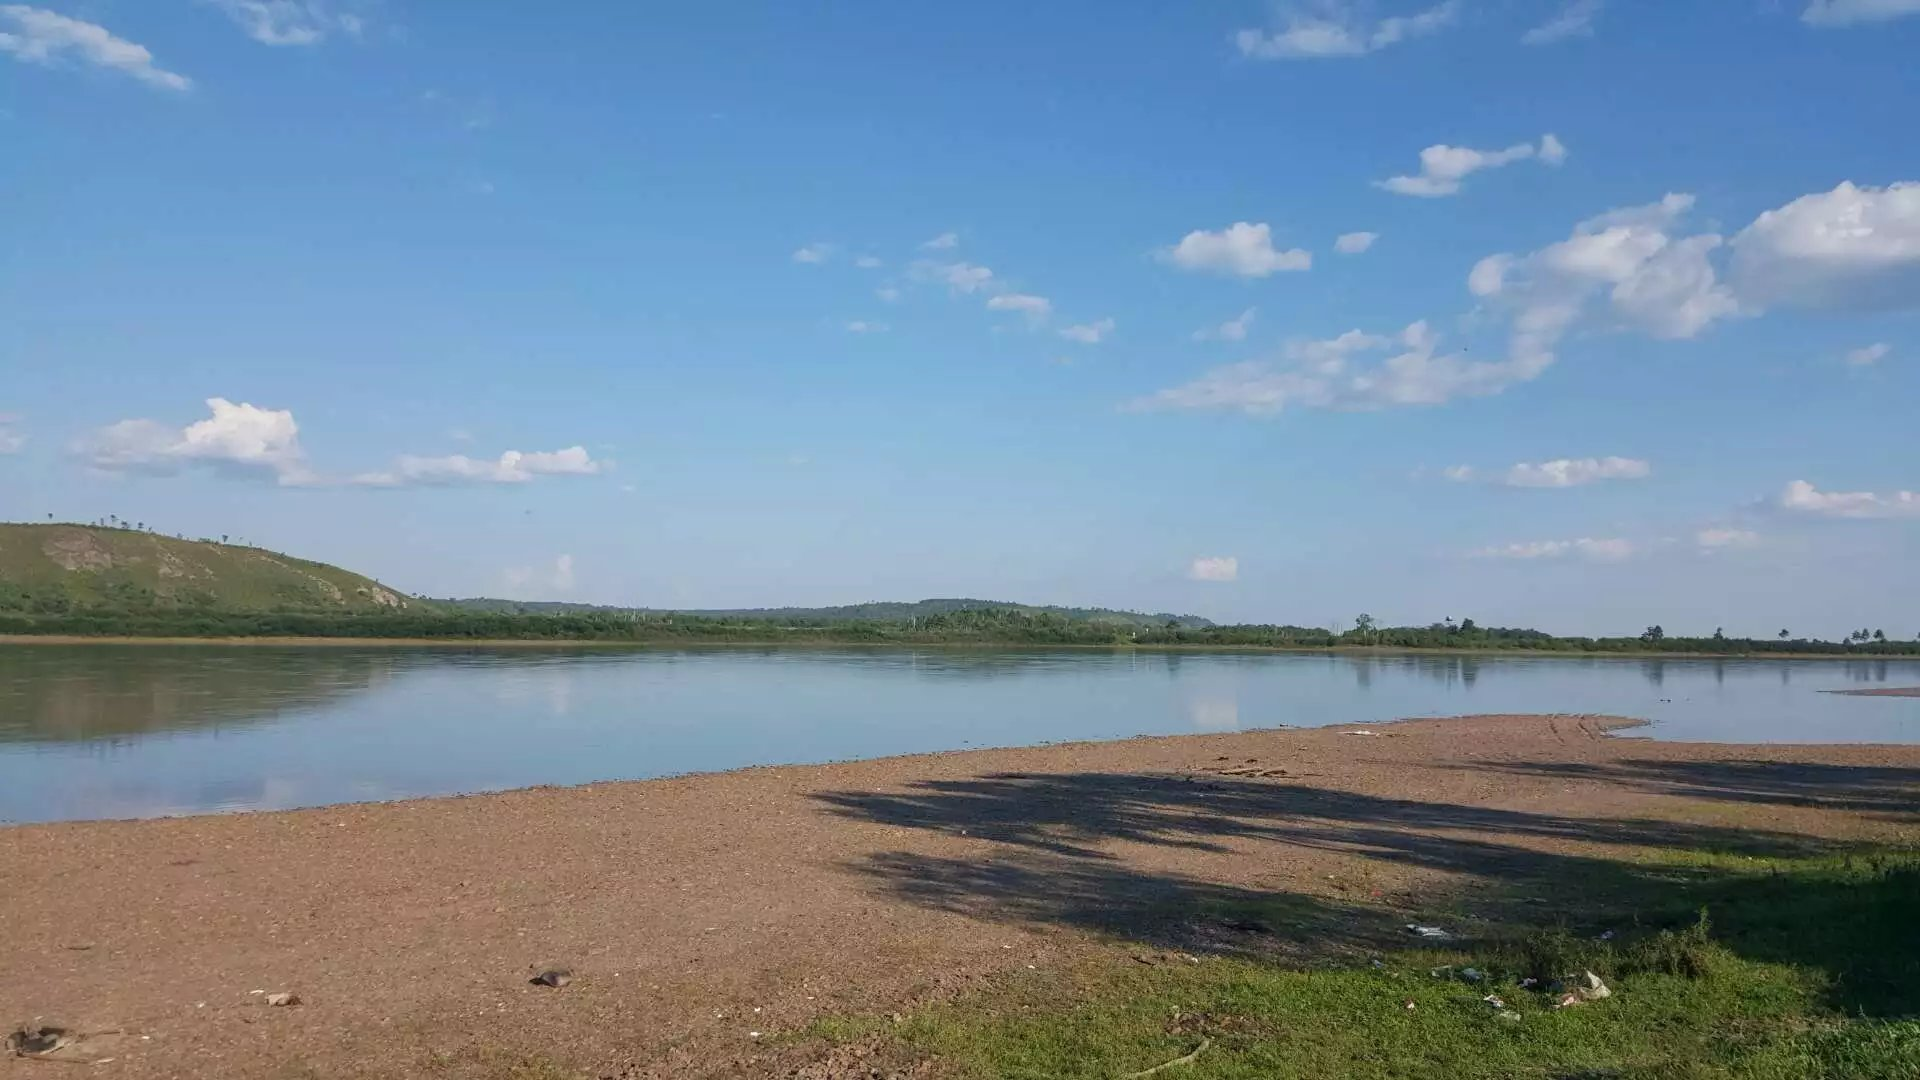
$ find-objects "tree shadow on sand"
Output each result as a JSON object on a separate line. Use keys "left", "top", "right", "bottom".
{"left": 816, "top": 771, "right": 1919, "bottom": 1016}
{"left": 1437, "top": 758, "right": 1920, "bottom": 821}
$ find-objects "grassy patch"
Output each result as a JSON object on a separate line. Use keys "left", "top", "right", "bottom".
{"left": 839, "top": 851, "right": 1920, "bottom": 1079}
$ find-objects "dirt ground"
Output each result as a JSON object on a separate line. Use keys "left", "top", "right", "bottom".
{"left": 3, "top": 714, "right": 1917, "bottom": 1079}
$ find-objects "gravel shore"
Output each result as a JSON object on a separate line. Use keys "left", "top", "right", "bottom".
{"left": 4, "top": 713, "right": 1916, "bottom": 1078}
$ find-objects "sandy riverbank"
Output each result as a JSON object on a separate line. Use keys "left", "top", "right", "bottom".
{"left": 3, "top": 714, "right": 1917, "bottom": 1078}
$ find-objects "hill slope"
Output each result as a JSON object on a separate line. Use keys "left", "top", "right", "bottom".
{"left": 442, "top": 597, "right": 1215, "bottom": 629}
{"left": 0, "top": 524, "right": 421, "bottom": 615}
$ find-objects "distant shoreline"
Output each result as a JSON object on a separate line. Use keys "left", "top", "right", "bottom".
{"left": 0, "top": 633, "right": 1905, "bottom": 661}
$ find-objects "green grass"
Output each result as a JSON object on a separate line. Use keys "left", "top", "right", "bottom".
{"left": 822, "top": 851, "right": 1920, "bottom": 1079}
{"left": 0, "top": 523, "right": 424, "bottom": 615}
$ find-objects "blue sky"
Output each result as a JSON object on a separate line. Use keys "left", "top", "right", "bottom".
{"left": 3, "top": 0, "right": 1917, "bottom": 635}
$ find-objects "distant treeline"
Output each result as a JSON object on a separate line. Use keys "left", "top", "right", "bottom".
{"left": 3, "top": 606, "right": 1918, "bottom": 655}
{"left": 436, "top": 596, "right": 1215, "bottom": 630}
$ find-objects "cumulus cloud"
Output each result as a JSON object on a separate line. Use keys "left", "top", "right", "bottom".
{"left": 1729, "top": 182, "right": 1920, "bottom": 310}
{"left": 1236, "top": 1, "right": 1458, "bottom": 59}
{"left": 201, "top": 1, "right": 363, "bottom": 46}
{"left": 1188, "top": 556, "right": 1239, "bottom": 582}
{"left": 920, "top": 231, "right": 960, "bottom": 250}
{"left": 80, "top": 398, "right": 313, "bottom": 484}
{"left": 1470, "top": 192, "right": 1740, "bottom": 389}
{"left": 1803, "top": 0, "right": 1920, "bottom": 25}
{"left": 845, "top": 320, "right": 890, "bottom": 334}
{"left": 875, "top": 286, "right": 902, "bottom": 303}
{"left": 80, "top": 398, "right": 604, "bottom": 489}
{"left": 1334, "top": 231, "right": 1379, "bottom": 254}
{"left": 1696, "top": 528, "right": 1761, "bottom": 551}
{"left": 1376, "top": 134, "right": 1567, "bottom": 197}
{"left": 0, "top": 420, "right": 25, "bottom": 454}
{"left": 1503, "top": 456, "right": 1651, "bottom": 488}
{"left": 1193, "top": 308, "right": 1257, "bottom": 342}
{"left": 987, "top": 293, "right": 1053, "bottom": 320}
{"left": 1059, "top": 317, "right": 1115, "bottom": 344}
{"left": 1845, "top": 342, "right": 1891, "bottom": 366}
{"left": 1779, "top": 479, "right": 1920, "bottom": 519}
{"left": 0, "top": 5, "right": 191, "bottom": 90}
{"left": 351, "top": 447, "right": 603, "bottom": 488}
{"left": 853, "top": 255, "right": 883, "bottom": 269}
{"left": 1522, "top": 0, "right": 1602, "bottom": 44}
{"left": 1132, "top": 320, "right": 1548, "bottom": 414}
{"left": 1472, "top": 537, "right": 1637, "bottom": 562}
{"left": 1161, "top": 222, "right": 1311, "bottom": 277}
{"left": 1441, "top": 464, "right": 1475, "bottom": 482}
{"left": 791, "top": 242, "right": 834, "bottom": 264}
{"left": 913, "top": 260, "right": 997, "bottom": 294}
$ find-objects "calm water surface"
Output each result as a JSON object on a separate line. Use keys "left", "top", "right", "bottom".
{"left": 2, "top": 644, "right": 1916, "bottom": 823}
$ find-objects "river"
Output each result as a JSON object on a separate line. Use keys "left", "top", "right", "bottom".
{"left": 2, "top": 644, "right": 1915, "bottom": 822}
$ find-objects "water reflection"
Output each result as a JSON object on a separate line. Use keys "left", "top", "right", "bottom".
{"left": 0, "top": 646, "right": 408, "bottom": 744}
{"left": 0, "top": 645, "right": 1915, "bottom": 823}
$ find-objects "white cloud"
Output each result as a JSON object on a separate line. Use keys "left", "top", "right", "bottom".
{"left": 1845, "top": 342, "right": 1891, "bottom": 366}
{"left": 1441, "top": 464, "right": 1475, "bottom": 482}
{"left": 1472, "top": 537, "right": 1637, "bottom": 562}
{"left": 201, "top": 1, "right": 362, "bottom": 46}
{"left": 0, "top": 5, "right": 191, "bottom": 91}
{"left": 920, "top": 232, "right": 959, "bottom": 250}
{"left": 80, "top": 398, "right": 313, "bottom": 484}
{"left": 875, "top": 286, "right": 902, "bottom": 303}
{"left": 504, "top": 554, "right": 575, "bottom": 598}
{"left": 1161, "top": 222, "right": 1310, "bottom": 277}
{"left": 1504, "top": 456, "right": 1651, "bottom": 488}
{"left": 1522, "top": 0, "right": 1603, "bottom": 44}
{"left": 1188, "top": 556, "right": 1239, "bottom": 582}
{"left": 1729, "top": 182, "right": 1920, "bottom": 310}
{"left": 1469, "top": 193, "right": 1740, "bottom": 388}
{"left": 1059, "top": 317, "right": 1115, "bottom": 344}
{"left": 1696, "top": 528, "right": 1761, "bottom": 551}
{"left": 1236, "top": 1, "right": 1457, "bottom": 59}
{"left": 853, "top": 255, "right": 883, "bottom": 269}
{"left": 791, "top": 242, "right": 833, "bottom": 264}
{"left": 845, "top": 320, "right": 890, "bottom": 334}
{"left": 1132, "top": 320, "right": 1549, "bottom": 414}
{"left": 1334, "top": 231, "right": 1378, "bottom": 254}
{"left": 1193, "top": 308, "right": 1257, "bottom": 342}
{"left": 913, "top": 260, "right": 997, "bottom": 294}
{"left": 0, "top": 418, "right": 24, "bottom": 454}
{"left": 80, "top": 398, "right": 606, "bottom": 490}
{"left": 1779, "top": 479, "right": 1920, "bottom": 519}
{"left": 352, "top": 447, "right": 603, "bottom": 488}
{"left": 1803, "top": 0, "right": 1920, "bottom": 25}
{"left": 987, "top": 293, "right": 1053, "bottom": 319}
{"left": 1376, "top": 135, "right": 1566, "bottom": 197}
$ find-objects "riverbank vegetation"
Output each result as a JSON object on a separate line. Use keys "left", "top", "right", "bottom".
{"left": 3, "top": 599, "right": 1920, "bottom": 653}
{"left": 819, "top": 848, "right": 1920, "bottom": 1078}
{"left": 5, "top": 523, "right": 1917, "bottom": 655}
{"left": 3, "top": 606, "right": 1918, "bottom": 656}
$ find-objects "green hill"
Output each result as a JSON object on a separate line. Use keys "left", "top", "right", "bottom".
{"left": 441, "top": 597, "right": 1215, "bottom": 629}
{"left": 0, "top": 523, "right": 423, "bottom": 615}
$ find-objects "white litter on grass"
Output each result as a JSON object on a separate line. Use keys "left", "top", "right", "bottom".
{"left": 1406, "top": 924, "right": 1453, "bottom": 940}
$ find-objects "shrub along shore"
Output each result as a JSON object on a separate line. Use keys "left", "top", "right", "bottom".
{"left": 2, "top": 607, "right": 1918, "bottom": 656}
